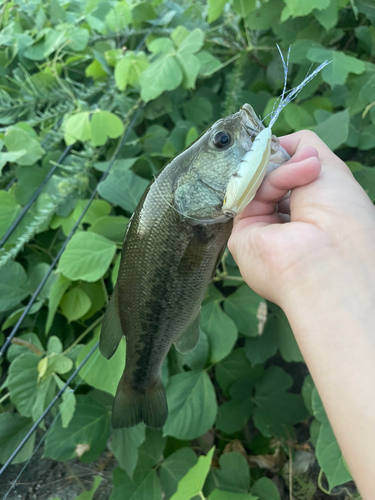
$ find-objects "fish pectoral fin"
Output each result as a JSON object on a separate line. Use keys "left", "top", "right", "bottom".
{"left": 99, "top": 286, "right": 124, "bottom": 360}
{"left": 174, "top": 310, "right": 201, "bottom": 354}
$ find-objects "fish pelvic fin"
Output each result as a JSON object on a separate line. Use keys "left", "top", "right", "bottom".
{"left": 99, "top": 286, "right": 124, "bottom": 360}
{"left": 112, "top": 376, "right": 168, "bottom": 429}
{"left": 174, "top": 309, "right": 200, "bottom": 354}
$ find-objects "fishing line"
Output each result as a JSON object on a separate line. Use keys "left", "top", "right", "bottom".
{"left": 0, "top": 343, "right": 101, "bottom": 487}
{"left": 0, "top": 145, "right": 72, "bottom": 249}
{"left": 0, "top": 104, "right": 142, "bottom": 360}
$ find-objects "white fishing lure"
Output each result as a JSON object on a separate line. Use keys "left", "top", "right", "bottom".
{"left": 223, "top": 46, "right": 331, "bottom": 216}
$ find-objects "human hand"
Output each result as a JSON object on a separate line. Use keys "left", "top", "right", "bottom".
{"left": 228, "top": 130, "right": 375, "bottom": 306}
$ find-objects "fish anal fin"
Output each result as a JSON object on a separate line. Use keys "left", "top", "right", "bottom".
{"left": 99, "top": 286, "right": 124, "bottom": 360}
{"left": 174, "top": 310, "right": 200, "bottom": 354}
{"left": 112, "top": 376, "right": 168, "bottom": 429}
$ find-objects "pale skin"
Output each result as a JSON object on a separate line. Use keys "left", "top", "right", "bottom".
{"left": 228, "top": 130, "right": 375, "bottom": 499}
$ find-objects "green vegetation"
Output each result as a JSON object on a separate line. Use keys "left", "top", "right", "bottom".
{"left": 0, "top": 0, "right": 374, "bottom": 498}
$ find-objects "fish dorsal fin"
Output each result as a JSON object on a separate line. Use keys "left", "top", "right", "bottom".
{"left": 174, "top": 309, "right": 201, "bottom": 354}
{"left": 99, "top": 286, "right": 124, "bottom": 360}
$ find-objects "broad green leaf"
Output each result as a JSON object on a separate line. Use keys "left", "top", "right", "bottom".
{"left": 251, "top": 477, "right": 280, "bottom": 500}
{"left": 282, "top": 0, "right": 330, "bottom": 21}
{"left": 159, "top": 447, "right": 198, "bottom": 499}
{"left": 46, "top": 274, "right": 71, "bottom": 333}
{"left": 314, "top": 110, "right": 350, "bottom": 150}
{"left": 351, "top": 164, "right": 375, "bottom": 202}
{"left": 201, "top": 302, "right": 237, "bottom": 363}
{"left": 307, "top": 48, "right": 365, "bottom": 86}
{"left": 232, "top": 0, "right": 256, "bottom": 15}
{"left": 110, "top": 424, "right": 146, "bottom": 479}
{"left": 215, "top": 398, "right": 254, "bottom": 434}
{"left": 29, "top": 263, "right": 57, "bottom": 301}
{"left": 0, "top": 150, "right": 26, "bottom": 173}
{"left": 197, "top": 51, "right": 222, "bottom": 77}
{"left": 215, "top": 348, "right": 253, "bottom": 396}
{"left": 301, "top": 375, "right": 314, "bottom": 415}
{"left": 178, "top": 29, "right": 204, "bottom": 55}
{"left": 75, "top": 476, "right": 102, "bottom": 500}
{"left": 4, "top": 127, "right": 45, "bottom": 165}
{"left": 5, "top": 351, "right": 40, "bottom": 417}
{"left": 77, "top": 328, "right": 125, "bottom": 396}
{"left": 115, "top": 52, "right": 149, "bottom": 90}
{"left": 47, "top": 336, "right": 63, "bottom": 355}
{"left": 105, "top": 2, "right": 131, "bottom": 31}
{"left": 54, "top": 374, "right": 76, "bottom": 428}
{"left": 253, "top": 367, "right": 308, "bottom": 439}
{"left": 244, "top": 317, "right": 278, "bottom": 366}
{"left": 0, "top": 191, "right": 21, "bottom": 240}
{"left": 205, "top": 452, "right": 250, "bottom": 495}
{"left": 247, "top": 0, "right": 284, "bottom": 30}
{"left": 98, "top": 168, "right": 149, "bottom": 213}
{"left": 90, "top": 111, "right": 124, "bottom": 146}
{"left": 164, "top": 370, "right": 217, "bottom": 440}
{"left": 109, "top": 429, "right": 165, "bottom": 500}
{"left": 140, "top": 54, "right": 183, "bottom": 102}
{"left": 171, "top": 27, "right": 190, "bottom": 48}
{"left": 60, "top": 287, "right": 92, "bottom": 322}
{"left": 6, "top": 332, "right": 44, "bottom": 362}
{"left": 207, "top": 0, "right": 227, "bottom": 22}
{"left": 44, "top": 395, "right": 111, "bottom": 462}
{"left": 31, "top": 376, "right": 55, "bottom": 421}
{"left": 312, "top": 389, "right": 352, "bottom": 489}
{"left": 0, "top": 260, "right": 30, "bottom": 312}
{"left": 176, "top": 52, "right": 201, "bottom": 90}
{"left": 224, "top": 285, "right": 266, "bottom": 337}
{"left": 170, "top": 447, "right": 214, "bottom": 500}
{"left": 209, "top": 492, "right": 257, "bottom": 500}
{"left": 272, "top": 308, "right": 303, "bottom": 363}
{"left": 88, "top": 216, "right": 128, "bottom": 242}
{"left": 94, "top": 158, "right": 138, "bottom": 172}
{"left": 2, "top": 301, "right": 43, "bottom": 331}
{"left": 0, "top": 413, "right": 36, "bottom": 465}
{"left": 148, "top": 37, "right": 175, "bottom": 54}
{"left": 64, "top": 112, "right": 91, "bottom": 145}
{"left": 314, "top": 1, "right": 338, "bottom": 30}
{"left": 58, "top": 232, "right": 116, "bottom": 282}
{"left": 183, "top": 97, "right": 213, "bottom": 126}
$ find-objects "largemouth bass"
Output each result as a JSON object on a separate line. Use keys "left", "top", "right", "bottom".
{"left": 99, "top": 104, "right": 289, "bottom": 429}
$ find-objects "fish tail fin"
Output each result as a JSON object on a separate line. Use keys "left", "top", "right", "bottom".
{"left": 112, "top": 376, "right": 168, "bottom": 429}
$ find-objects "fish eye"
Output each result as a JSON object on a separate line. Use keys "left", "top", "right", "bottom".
{"left": 213, "top": 131, "right": 231, "bottom": 149}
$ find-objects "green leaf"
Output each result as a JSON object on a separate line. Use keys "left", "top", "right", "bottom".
{"left": 307, "top": 49, "right": 365, "bottom": 86}
{"left": 175, "top": 330, "right": 209, "bottom": 370}
{"left": 209, "top": 492, "right": 257, "bottom": 500}
{"left": 105, "top": 2, "right": 131, "bottom": 32}
{"left": 215, "top": 348, "right": 253, "bottom": 396}
{"left": 215, "top": 397, "right": 254, "bottom": 434}
{"left": 75, "top": 476, "right": 102, "bottom": 500}
{"left": 244, "top": 317, "right": 278, "bottom": 366}
{"left": 282, "top": 0, "right": 330, "bottom": 21}
{"left": 88, "top": 216, "right": 128, "bottom": 243}
{"left": 207, "top": 0, "right": 227, "bottom": 22}
{"left": 64, "top": 112, "right": 91, "bottom": 145}
{"left": 46, "top": 274, "right": 71, "bottom": 334}
{"left": 54, "top": 374, "right": 76, "bottom": 429}
{"left": 247, "top": 0, "right": 284, "bottom": 30}
{"left": 170, "top": 447, "right": 214, "bottom": 500}
{"left": 314, "top": 1, "right": 338, "bottom": 30}
{"left": 176, "top": 53, "right": 201, "bottom": 90}
{"left": 224, "top": 285, "right": 266, "bottom": 337}
{"left": 0, "top": 150, "right": 26, "bottom": 173}
{"left": 0, "top": 192, "right": 21, "bottom": 240}
{"left": 58, "top": 232, "right": 117, "bottom": 282}
{"left": 76, "top": 328, "right": 125, "bottom": 396}
{"left": 272, "top": 308, "right": 303, "bottom": 363}
{"left": 351, "top": 164, "right": 375, "bottom": 202}
{"left": 164, "top": 370, "right": 217, "bottom": 440}
{"left": 6, "top": 352, "right": 40, "bottom": 417}
{"left": 314, "top": 110, "right": 350, "bottom": 150}
{"left": 140, "top": 55, "right": 183, "bottom": 102}
{"left": 0, "top": 413, "right": 36, "bottom": 465}
{"left": 114, "top": 52, "right": 149, "bottom": 91}
{"left": 312, "top": 388, "right": 352, "bottom": 489}
{"left": 178, "top": 29, "right": 204, "bottom": 55}
{"left": 4, "top": 127, "right": 44, "bottom": 166}
{"left": 183, "top": 97, "right": 213, "bottom": 126}
{"left": 60, "top": 287, "right": 92, "bottom": 322}
{"left": 205, "top": 452, "right": 250, "bottom": 495}
{"left": 253, "top": 366, "right": 308, "bottom": 439}
{"left": 159, "top": 447, "right": 198, "bottom": 499}
{"left": 90, "top": 111, "right": 124, "bottom": 146}
{"left": 201, "top": 302, "right": 237, "bottom": 363}
{"left": 110, "top": 424, "right": 146, "bottom": 479}
{"left": 44, "top": 395, "right": 111, "bottom": 462}
{"left": 197, "top": 51, "right": 222, "bottom": 77}
{"left": 29, "top": 263, "right": 57, "bottom": 301}
{"left": 98, "top": 169, "right": 149, "bottom": 213}
{"left": 251, "top": 477, "right": 281, "bottom": 500}
{"left": 0, "top": 261, "right": 30, "bottom": 312}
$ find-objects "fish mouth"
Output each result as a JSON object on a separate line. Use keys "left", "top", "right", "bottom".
{"left": 240, "top": 103, "right": 264, "bottom": 141}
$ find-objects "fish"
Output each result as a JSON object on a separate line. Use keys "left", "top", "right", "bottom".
{"left": 99, "top": 103, "right": 290, "bottom": 429}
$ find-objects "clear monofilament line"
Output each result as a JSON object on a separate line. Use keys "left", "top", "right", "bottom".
{"left": 268, "top": 47, "right": 331, "bottom": 129}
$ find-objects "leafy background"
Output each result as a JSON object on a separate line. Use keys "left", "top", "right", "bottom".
{"left": 0, "top": 0, "right": 374, "bottom": 498}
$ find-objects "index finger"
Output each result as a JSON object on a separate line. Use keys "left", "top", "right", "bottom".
{"left": 280, "top": 130, "right": 347, "bottom": 170}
